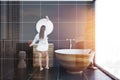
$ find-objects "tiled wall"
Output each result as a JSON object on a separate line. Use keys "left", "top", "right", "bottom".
{"left": 1, "top": 2, "right": 95, "bottom": 50}
{"left": 0, "top": 1, "right": 95, "bottom": 60}
{"left": 19, "top": 1, "right": 95, "bottom": 50}
{"left": 0, "top": 1, "right": 95, "bottom": 79}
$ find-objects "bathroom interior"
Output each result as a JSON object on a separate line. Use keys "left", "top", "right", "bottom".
{"left": 0, "top": 0, "right": 120, "bottom": 80}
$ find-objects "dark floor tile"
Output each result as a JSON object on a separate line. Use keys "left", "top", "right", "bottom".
{"left": 25, "top": 67, "right": 112, "bottom": 80}
{"left": 2, "top": 67, "right": 113, "bottom": 80}
{"left": 28, "top": 67, "right": 58, "bottom": 80}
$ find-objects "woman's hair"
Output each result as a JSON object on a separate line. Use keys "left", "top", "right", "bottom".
{"left": 39, "top": 25, "right": 46, "bottom": 39}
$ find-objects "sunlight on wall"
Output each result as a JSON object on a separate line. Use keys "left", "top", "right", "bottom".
{"left": 96, "top": 0, "right": 120, "bottom": 79}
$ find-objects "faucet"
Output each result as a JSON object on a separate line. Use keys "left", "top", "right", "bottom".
{"left": 66, "top": 38, "right": 75, "bottom": 49}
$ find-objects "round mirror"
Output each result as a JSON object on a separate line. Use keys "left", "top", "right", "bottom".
{"left": 36, "top": 18, "right": 54, "bottom": 35}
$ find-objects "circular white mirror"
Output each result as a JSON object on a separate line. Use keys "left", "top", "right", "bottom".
{"left": 36, "top": 18, "right": 54, "bottom": 35}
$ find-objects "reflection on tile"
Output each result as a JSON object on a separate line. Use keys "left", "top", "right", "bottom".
{"left": 1, "top": 64, "right": 113, "bottom": 80}
{"left": 27, "top": 67, "right": 58, "bottom": 80}
{"left": 13, "top": 67, "right": 113, "bottom": 80}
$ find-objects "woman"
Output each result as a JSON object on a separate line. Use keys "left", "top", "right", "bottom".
{"left": 29, "top": 25, "right": 49, "bottom": 71}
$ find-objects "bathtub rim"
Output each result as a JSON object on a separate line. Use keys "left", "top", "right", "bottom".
{"left": 55, "top": 49, "right": 91, "bottom": 54}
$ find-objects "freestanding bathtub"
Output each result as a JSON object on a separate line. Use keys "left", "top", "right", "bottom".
{"left": 55, "top": 49, "right": 95, "bottom": 74}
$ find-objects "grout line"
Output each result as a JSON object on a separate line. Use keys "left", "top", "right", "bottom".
{"left": 76, "top": 1, "right": 77, "bottom": 39}
{"left": 21, "top": 2, "right": 23, "bottom": 43}
{"left": 0, "top": 39, "right": 94, "bottom": 41}
{"left": 0, "top": 4, "right": 92, "bottom": 6}
{"left": 57, "top": 66, "right": 60, "bottom": 80}
{"left": 27, "top": 68, "right": 38, "bottom": 80}
{"left": 1, "top": 3, "right": 5, "bottom": 80}
{"left": 40, "top": 1, "right": 41, "bottom": 18}
{"left": 58, "top": 0, "right": 60, "bottom": 49}
{"left": 2, "top": 70, "right": 14, "bottom": 79}
{"left": 0, "top": 22, "right": 93, "bottom": 23}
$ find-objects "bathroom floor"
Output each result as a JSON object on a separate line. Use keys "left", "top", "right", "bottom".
{"left": 3, "top": 66, "right": 113, "bottom": 80}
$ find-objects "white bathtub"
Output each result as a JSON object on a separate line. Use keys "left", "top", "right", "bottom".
{"left": 55, "top": 49, "right": 94, "bottom": 74}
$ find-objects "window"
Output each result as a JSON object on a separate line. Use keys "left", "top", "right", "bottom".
{"left": 96, "top": 0, "right": 120, "bottom": 79}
